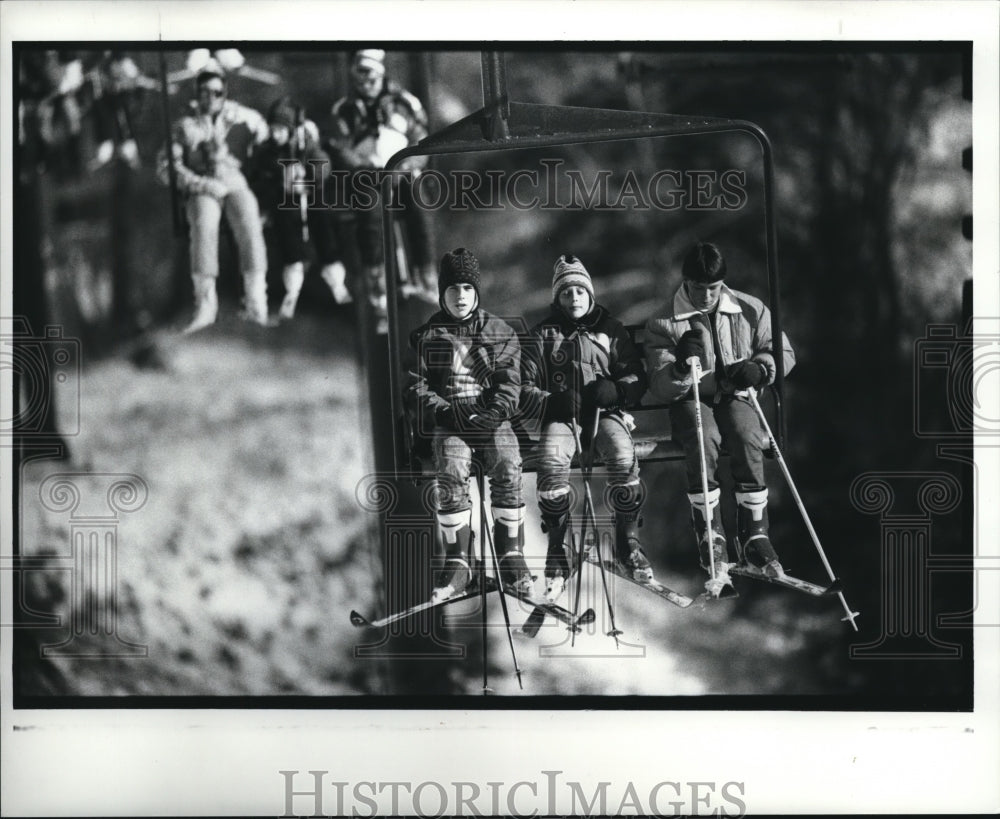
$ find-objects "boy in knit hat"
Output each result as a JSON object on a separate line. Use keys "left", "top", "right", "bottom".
{"left": 406, "top": 248, "right": 530, "bottom": 602}
{"left": 250, "top": 97, "right": 351, "bottom": 318}
{"left": 645, "top": 241, "right": 796, "bottom": 595}
{"left": 522, "top": 254, "right": 650, "bottom": 599}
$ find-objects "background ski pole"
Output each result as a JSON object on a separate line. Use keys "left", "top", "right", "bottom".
{"left": 477, "top": 472, "right": 524, "bottom": 689}
{"left": 571, "top": 409, "right": 622, "bottom": 646}
{"left": 688, "top": 357, "right": 722, "bottom": 595}
{"left": 747, "top": 387, "right": 860, "bottom": 630}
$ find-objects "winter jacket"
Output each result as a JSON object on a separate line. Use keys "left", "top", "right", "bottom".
{"left": 248, "top": 120, "right": 330, "bottom": 212}
{"left": 406, "top": 308, "right": 521, "bottom": 434}
{"left": 645, "top": 284, "right": 795, "bottom": 404}
{"left": 329, "top": 81, "right": 428, "bottom": 173}
{"left": 522, "top": 304, "right": 647, "bottom": 423}
{"left": 157, "top": 98, "right": 269, "bottom": 197}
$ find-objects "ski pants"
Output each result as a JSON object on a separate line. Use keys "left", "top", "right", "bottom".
{"left": 536, "top": 413, "right": 641, "bottom": 516}
{"left": 269, "top": 205, "right": 342, "bottom": 268}
{"left": 353, "top": 174, "right": 434, "bottom": 268}
{"left": 186, "top": 185, "right": 267, "bottom": 282}
{"left": 432, "top": 421, "right": 522, "bottom": 513}
{"left": 669, "top": 394, "right": 766, "bottom": 491}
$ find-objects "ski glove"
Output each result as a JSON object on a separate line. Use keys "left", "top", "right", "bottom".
{"left": 586, "top": 377, "right": 624, "bottom": 409}
{"left": 674, "top": 330, "right": 706, "bottom": 375}
{"left": 726, "top": 360, "right": 768, "bottom": 388}
{"left": 467, "top": 407, "right": 505, "bottom": 431}
{"left": 544, "top": 390, "right": 579, "bottom": 423}
{"left": 435, "top": 404, "right": 457, "bottom": 431}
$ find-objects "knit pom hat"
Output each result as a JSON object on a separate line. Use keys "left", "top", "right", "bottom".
{"left": 267, "top": 97, "right": 297, "bottom": 129}
{"left": 438, "top": 247, "right": 482, "bottom": 312}
{"left": 552, "top": 254, "right": 595, "bottom": 304}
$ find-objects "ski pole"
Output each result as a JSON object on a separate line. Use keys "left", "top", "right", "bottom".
{"left": 569, "top": 452, "right": 590, "bottom": 647}
{"left": 571, "top": 409, "right": 622, "bottom": 647}
{"left": 478, "top": 472, "right": 524, "bottom": 689}
{"left": 688, "top": 357, "right": 720, "bottom": 591}
{"left": 746, "top": 387, "right": 860, "bottom": 630}
{"left": 475, "top": 477, "right": 490, "bottom": 694}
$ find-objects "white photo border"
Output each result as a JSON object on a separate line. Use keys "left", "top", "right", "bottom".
{"left": 2, "top": 1, "right": 998, "bottom": 816}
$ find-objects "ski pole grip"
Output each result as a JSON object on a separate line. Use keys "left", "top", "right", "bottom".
{"left": 687, "top": 356, "right": 701, "bottom": 375}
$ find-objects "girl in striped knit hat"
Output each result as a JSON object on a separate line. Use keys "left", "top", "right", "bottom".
{"left": 521, "top": 254, "right": 652, "bottom": 600}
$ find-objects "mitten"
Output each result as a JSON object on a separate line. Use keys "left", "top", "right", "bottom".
{"left": 544, "top": 390, "right": 578, "bottom": 423}
{"left": 587, "top": 377, "right": 623, "bottom": 409}
{"left": 674, "top": 329, "right": 706, "bottom": 375}
{"left": 467, "top": 406, "right": 504, "bottom": 431}
{"left": 725, "top": 360, "right": 768, "bottom": 388}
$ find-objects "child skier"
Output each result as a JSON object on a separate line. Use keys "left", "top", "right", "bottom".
{"left": 645, "top": 241, "right": 796, "bottom": 595}
{"left": 250, "top": 97, "right": 351, "bottom": 319}
{"left": 521, "top": 254, "right": 650, "bottom": 600}
{"left": 406, "top": 247, "right": 531, "bottom": 602}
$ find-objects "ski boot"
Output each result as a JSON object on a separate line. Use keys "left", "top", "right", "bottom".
{"left": 278, "top": 261, "right": 305, "bottom": 320}
{"left": 240, "top": 269, "right": 270, "bottom": 327}
{"left": 432, "top": 509, "right": 473, "bottom": 603}
{"left": 688, "top": 487, "right": 733, "bottom": 597}
{"left": 182, "top": 274, "right": 219, "bottom": 334}
{"left": 493, "top": 505, "right": 533, "bottom": 597}
{"left": 364, "top": 264, "right": 388, "bottom": 334}
{"left": 320, "top": 261, "right": 352, "bottom": 305}
{"left": 541, "top": 512, "right": 572, "bottom": 601}
{"left": 614, "top": 507, "right": 654, "bottom": 582}
{"left": 736, "top": 488, "right": 784, "bottom": 578}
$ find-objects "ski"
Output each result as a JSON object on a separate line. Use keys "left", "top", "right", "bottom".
{"left": 587, "top": 554, "right": 697, "bottom": 608}
{"left": 697, "top": 572, "right": 740, "bottom": 601}
{"left": 729, "top": 562, "right": 841, "bottom": 597}
{"left": 350, "top": 576, "right": 596, "bottom": 633}
{"left": 349, "top": 581, "right": 493, "bottom": 629}
{"left": 503, "top": 581, "right": 597, "bottom": 638}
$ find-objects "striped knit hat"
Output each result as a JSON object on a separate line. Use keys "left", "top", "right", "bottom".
{"left": 552, "top": 254, "right": 595, "bottom": 304}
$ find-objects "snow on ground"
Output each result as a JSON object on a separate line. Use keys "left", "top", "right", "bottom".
{"left": 16, "top": 313, "right": 847, "bottom": 698}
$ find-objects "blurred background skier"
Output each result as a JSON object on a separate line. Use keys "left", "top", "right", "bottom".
{"left": 157, "top": 58, "right": 271, "bottom": 333}
{"left": 329, "top": 49, "right": 437, "bottom": 332}
{"left": 250, "top": 96, "right": 351, "bottom": 319}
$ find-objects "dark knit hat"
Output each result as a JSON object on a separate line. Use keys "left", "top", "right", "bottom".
{"left": 552, "top": 254, "right": 595, "bottom": 304}
{"left": 267, "top": 97, "right": 297, "bottom": 129}
{"left": 438, "top": 247, "right": 482, "bottom": 298}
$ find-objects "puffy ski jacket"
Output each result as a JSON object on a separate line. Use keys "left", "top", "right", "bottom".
{"left": 329, "top": 81, "right": 428, "bottom": 172}
{"left": 645, "top": 284, "right": 795, "bottom": 403}
{"left": 157, "top": 98, "right": 269, "bottom": 196}
{"left": 406, "top": 309, "right": 521, "bottom": 434}
{"left": 521, "top": 304, "right": 647, "bottom": 422}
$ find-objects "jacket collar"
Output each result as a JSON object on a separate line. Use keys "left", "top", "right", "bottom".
{"left": 549, "top": 303, "right": 608, "bottom": 335}
{"left": 672, "top": 283, "right": 741, "bottom": 320}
